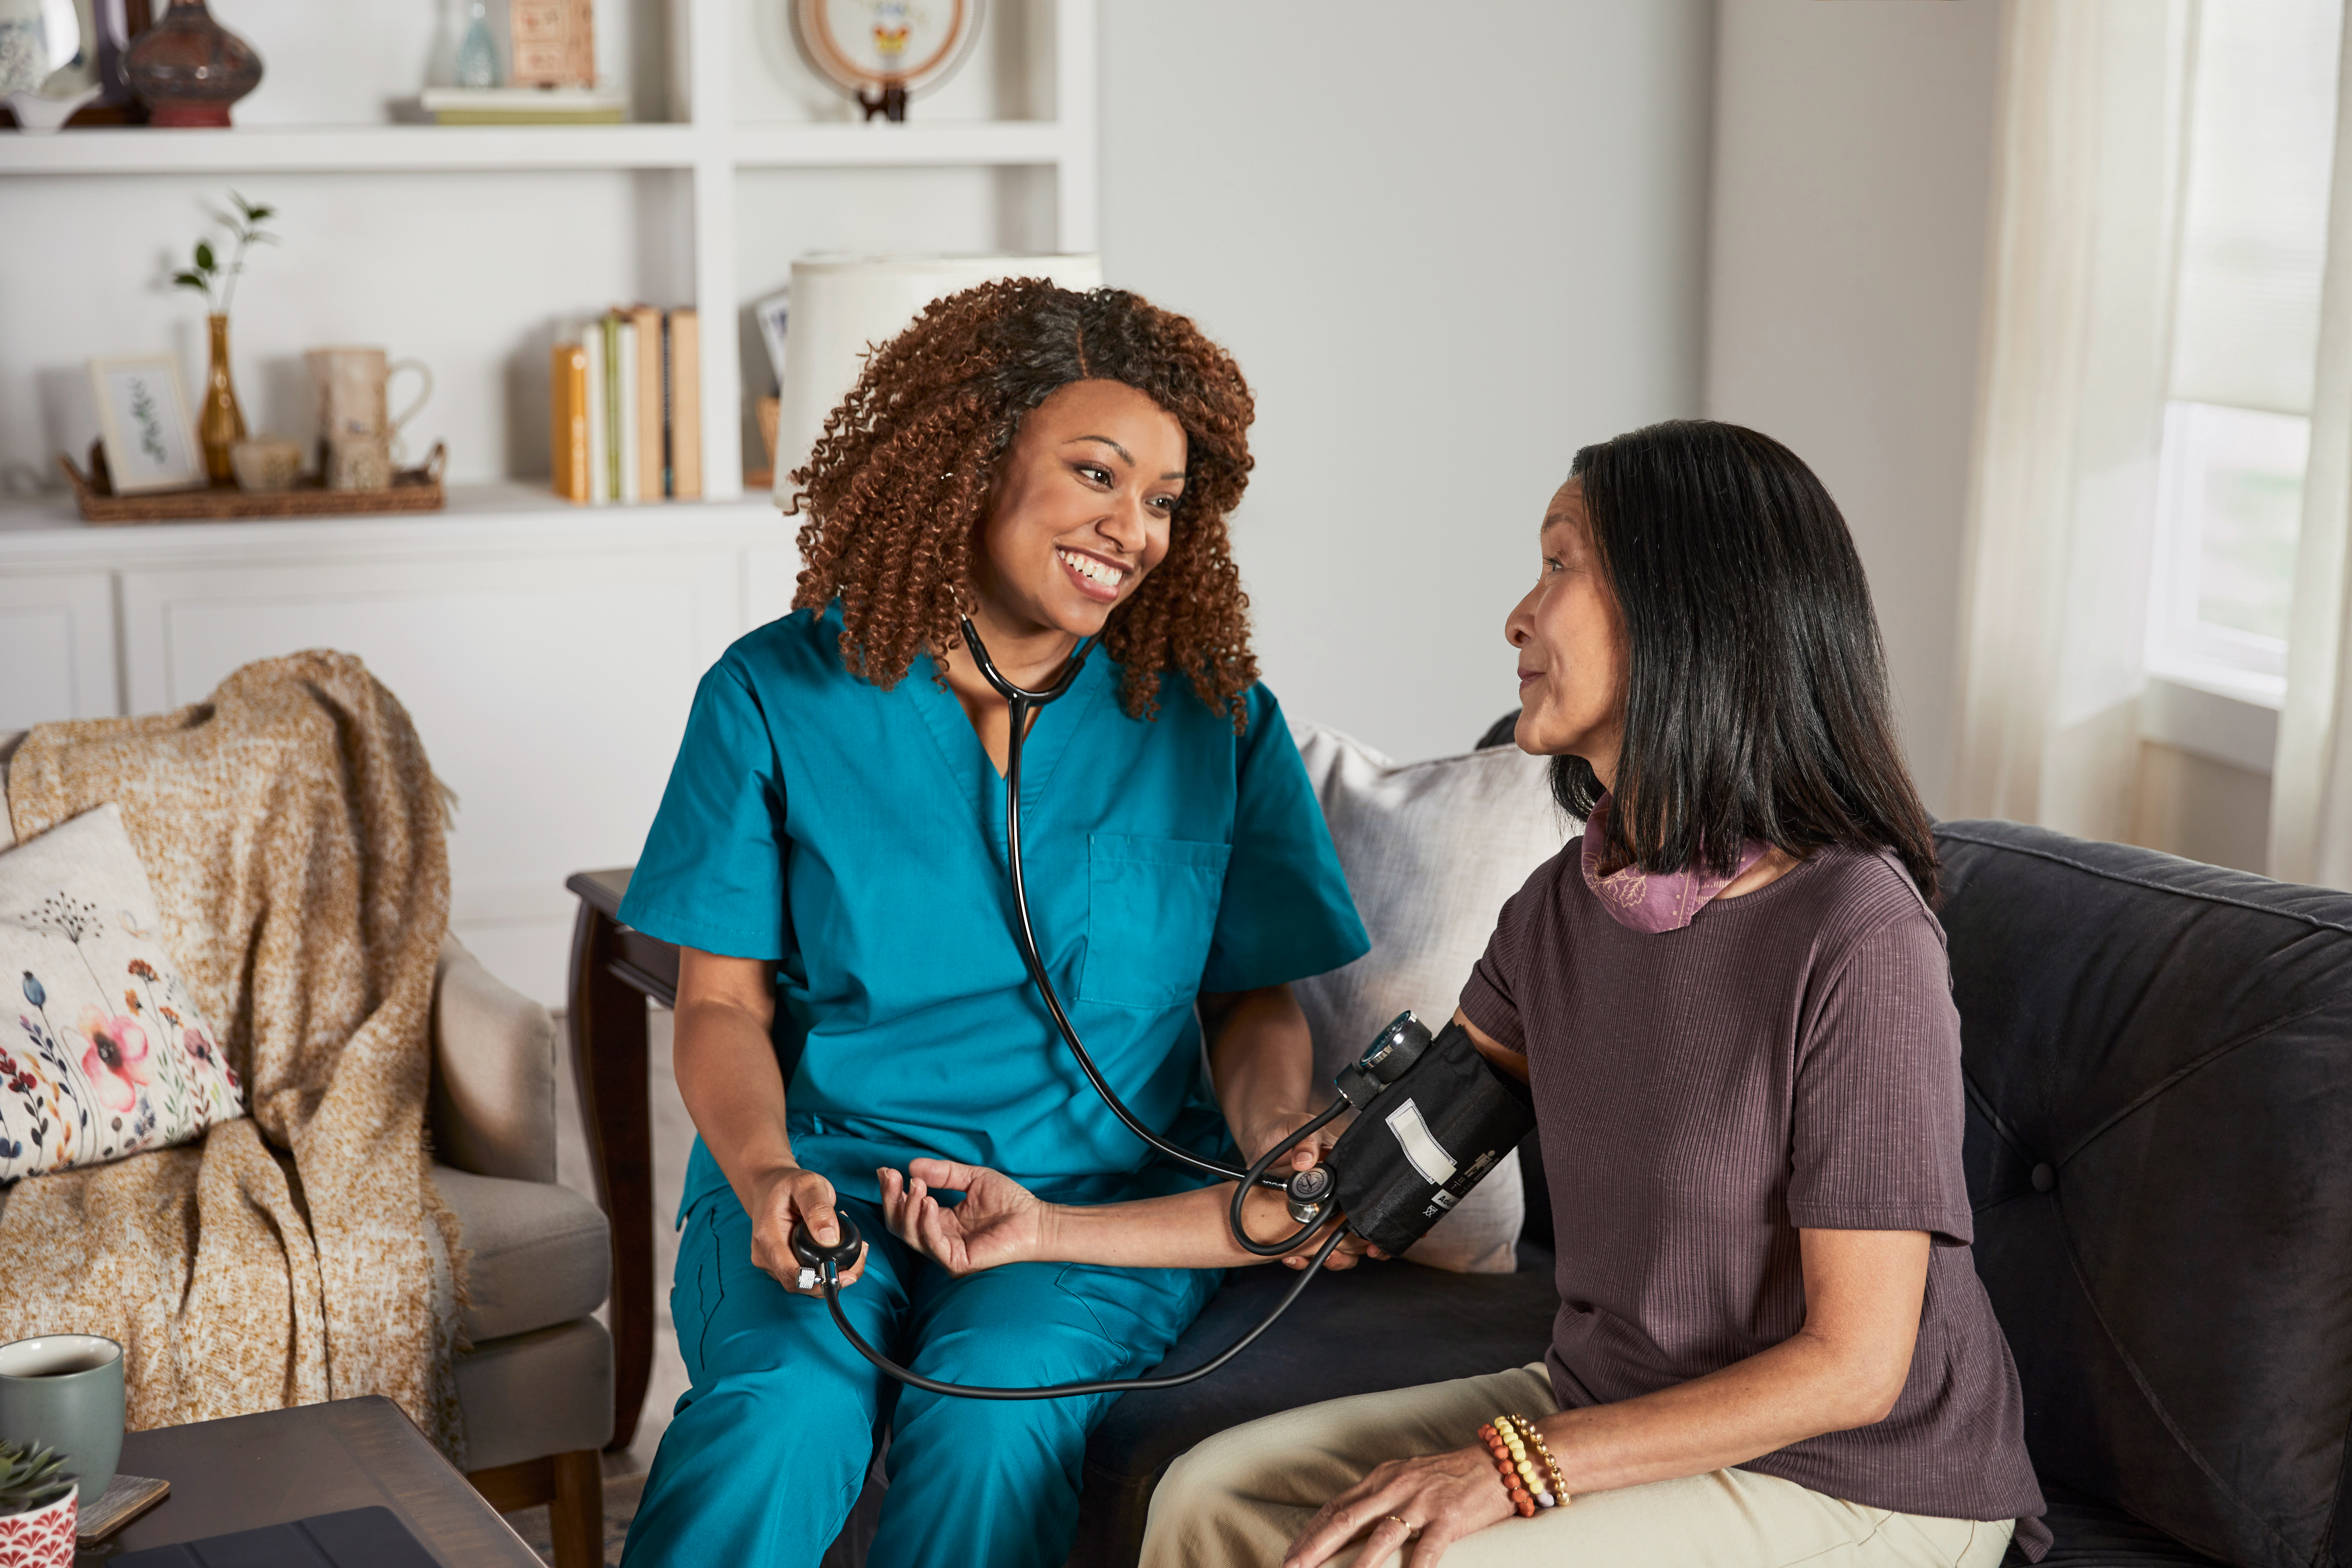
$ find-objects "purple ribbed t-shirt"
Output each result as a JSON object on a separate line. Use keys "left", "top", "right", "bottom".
{"left": 1460, "top": 842, "right": 2049, "bottom": 1557}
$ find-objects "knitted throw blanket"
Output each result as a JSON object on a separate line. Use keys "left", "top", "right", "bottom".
{"left": 0, "top": 651, "right": 463, "bottom": 1459}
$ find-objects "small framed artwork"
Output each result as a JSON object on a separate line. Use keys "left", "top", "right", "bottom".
{"left": 88, "top": 355, "right": 203, "bottom": 493}
{"left": 753, "top": 285, "right": 790, "bottom": 395}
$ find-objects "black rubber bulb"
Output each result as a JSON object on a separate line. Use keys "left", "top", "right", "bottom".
{"left": 790, "top": 1213, "right": 865, "bottom": 1274}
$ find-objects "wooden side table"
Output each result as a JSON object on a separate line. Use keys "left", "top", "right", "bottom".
{"left": 564, "top": 868, "right": 677, "bottom": 1454}
{"left": 100, "top": 1397, "right": 544, "bottom": 1566}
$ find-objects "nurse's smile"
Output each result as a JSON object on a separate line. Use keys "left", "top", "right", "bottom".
{"left": 1056, "top": 545, "right": 1129, "bottom": 601}
{"left": 967, "top": 377, "right": 1188, "bottom": 680}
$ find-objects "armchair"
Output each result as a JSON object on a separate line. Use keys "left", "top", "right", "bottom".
{"left": 430, "top": 935, "right": 615, "bottom": 1568}
{"left": 0, "top": 733, "right": 612, "bottom": 1568}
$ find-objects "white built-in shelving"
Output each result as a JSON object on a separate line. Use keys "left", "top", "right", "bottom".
{"left": 0, "top": 0, "right": 1099, "bottom": 1002}
{"left": 1, "top": 0, "right": 1100, "bottom": 502}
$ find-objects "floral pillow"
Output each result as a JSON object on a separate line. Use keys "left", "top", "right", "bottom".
{"left": 0, "top": 803, "right": 244, "bottom": 1179}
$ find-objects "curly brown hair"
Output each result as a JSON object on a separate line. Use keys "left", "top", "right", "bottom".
{"left": 788, "top": 278, "right": 1259, "bottom": 727}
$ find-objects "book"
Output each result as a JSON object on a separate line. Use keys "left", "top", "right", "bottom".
{"left": 582, "top": 325, "right": 608, "bottom": 507}
{"left": 615, "top": 315, "right": 640, "bottom": 502}
{"left": 670, "top": 308, "right": 703, "bottom": 500}
{"left": 508, "top": 0, "right": 596, "bottom": 89}
{"left": 601, "top": 313, "right": 623, "bottom": 501}
{"left": 632, "top": 304, "right": 664, "bottom": 500}
{"left": 418, "top": 86, "right": 624, "bottom": 124}
{"left": 550, "top": 340, "right": 590, "bottom": 503}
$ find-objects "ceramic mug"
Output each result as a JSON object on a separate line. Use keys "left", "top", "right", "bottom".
{"left": 230, "top": 435, "right": 303, "bottom": 492}
{"left": 306, "top": 346, "right": 432, "bottom": 477}
{"left": 324, "top": 436, "right": 395, "bottom": 493}
{"left": 0, "top": 1335, "right": 122, "bottom": 1507}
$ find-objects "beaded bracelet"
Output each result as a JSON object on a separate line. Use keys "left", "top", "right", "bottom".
{"left": 1513, "top": 1417, "right": 1571, "bottom": 1508}
{"left": 1475, "top": 1421, "right": 1535, "bottom": 1515}
{"left": 1477, "top": 1416, "right": 1563, "bottom": 1514}
{"left": 1499, "top": 1414, "right": 1564, "bottom": 1510}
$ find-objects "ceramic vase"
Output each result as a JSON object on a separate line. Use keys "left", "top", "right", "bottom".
{"left": 200, "top": 313, "right": 246, "bottom": 486}
{"left": 125, "top": 0, "right": 261, "bottom": 127}
{"left": 0, "top": 1486, "right": 76, "bottom": 1568}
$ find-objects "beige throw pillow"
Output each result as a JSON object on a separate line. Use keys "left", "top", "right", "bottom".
{"left": 1288, "top": 719, "right": 1572, "bottom": 1273}
{"left": 1, "top": 803, "right": 245, "bottom": 1177}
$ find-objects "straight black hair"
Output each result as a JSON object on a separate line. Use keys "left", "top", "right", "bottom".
{"left": 1553, "top": 419, "right": 1940, "bottom": 902}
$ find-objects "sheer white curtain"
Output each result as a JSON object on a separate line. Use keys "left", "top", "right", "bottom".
{"left": 1951, "top": 0, "right": 2191, "bottom": 838}
{"left": 2273, "top": 15, "right": 2352, "bottom": 885}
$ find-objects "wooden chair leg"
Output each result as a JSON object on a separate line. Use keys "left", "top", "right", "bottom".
{"left": 549, "top": 1448, "right": 605, "bottom": 1568}
{"left": 570, "top": 897, "right": 655, "bottom": 1452}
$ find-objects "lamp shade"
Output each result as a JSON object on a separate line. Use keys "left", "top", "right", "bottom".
{"left": 771, "top": 252, "right": 1104, "bottom": 505}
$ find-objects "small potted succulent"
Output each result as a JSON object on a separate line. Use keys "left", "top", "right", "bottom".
{"left": 0, "top": 1441, "right": 76, "bottom": 1565}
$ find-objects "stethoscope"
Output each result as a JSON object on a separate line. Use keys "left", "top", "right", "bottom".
{"left": 789, "top": 615, "right": 1351, "bottom": 1400}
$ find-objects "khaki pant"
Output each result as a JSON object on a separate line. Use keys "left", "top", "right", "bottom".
{"left": 1140, "top": 1364, "right": 2018, "bottom": 1568}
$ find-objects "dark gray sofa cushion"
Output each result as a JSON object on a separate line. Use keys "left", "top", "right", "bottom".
{"left": 1941, "top": 822, "right": 2352, "bottom": 1568}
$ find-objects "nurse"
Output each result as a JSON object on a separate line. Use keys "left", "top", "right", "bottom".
{"left": 616, "top": 279, "right": 1371, "bottom": 1568}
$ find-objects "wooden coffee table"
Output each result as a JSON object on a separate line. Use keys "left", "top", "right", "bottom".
{"left": 89, "top": 1396, "right": 543, "bottom": 1566}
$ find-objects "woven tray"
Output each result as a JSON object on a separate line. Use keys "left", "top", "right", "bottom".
{"left": 57, "top": 443, "right": 447, "bottom": 524}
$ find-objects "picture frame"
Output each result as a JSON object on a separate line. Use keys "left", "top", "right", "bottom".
{"left": 88, "top": 354, "right": 203, "bottom": 493}
{"left": 753, "top": 285, "right": 790, "bottom": 396}
{"left": 790, "top": 0, "right": 981, "bottom": 118}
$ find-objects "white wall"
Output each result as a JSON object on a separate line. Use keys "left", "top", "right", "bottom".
{"left": 1705, "top": 0, "right": 2005, "bottom": 815}
{"left": 1095, "top": 0, "right": 1715, "bottom": 764}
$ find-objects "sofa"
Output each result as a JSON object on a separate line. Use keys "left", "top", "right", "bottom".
{"left": 1070, "top": 812, "right": 2352, "bottom": 1568}
{"left": 0, "top": 731, "right": 616, "bottom": 1568}
{"left": 568, "top": 702, "right": 2352, "bottom": 1568}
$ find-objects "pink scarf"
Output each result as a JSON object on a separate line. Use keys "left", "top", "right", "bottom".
{"left": 1579, "top": 793, "right": 1768, "bottom": 933}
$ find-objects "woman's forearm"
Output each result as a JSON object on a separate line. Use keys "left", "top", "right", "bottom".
{"left": 1534, "top": 1227, "right": 1931, "bottom": 1495}
{"left": 1530, "top": 1330, "right": 1895, "bottom": 1495}
{"left": 673, "top": 991, "right": 798, "bottom": 1215}
{"left": 1039, "top": 1181, "right": 1335, "bottom": 1269}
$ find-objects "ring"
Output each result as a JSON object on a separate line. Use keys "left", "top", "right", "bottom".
{"left": 1383, "top": 1514, "right": 1420, "bottom": 1537}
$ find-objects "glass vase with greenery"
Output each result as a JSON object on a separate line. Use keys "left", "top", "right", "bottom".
{"left": 171, "top": 191, "right": 277, "bottom": 486}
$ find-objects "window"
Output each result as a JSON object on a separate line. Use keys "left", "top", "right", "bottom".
{"left": 2144, "top": 0, "right": 2343, "bottom": 706}
{"left": 2147, "top": 400, "right": 2304, "bottom": 700}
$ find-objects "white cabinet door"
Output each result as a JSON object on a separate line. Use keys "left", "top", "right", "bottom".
{"left": 119, "top": 548, "right": 749, "bottom": 1003}
{"left": 0, "top": 572, "right": 118, "bottom": 730}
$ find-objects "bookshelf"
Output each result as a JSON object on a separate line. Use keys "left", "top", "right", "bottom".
{"left": 0, "top": 0, "right": 1098, "bottom": 1002}
{"left": 0, "top": 0, "right": 1099, "bottom": 501}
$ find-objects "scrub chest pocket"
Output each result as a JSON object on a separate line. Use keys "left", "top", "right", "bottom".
{"left": 1080, "top": 834, "right": 1232, "bottom": 1008}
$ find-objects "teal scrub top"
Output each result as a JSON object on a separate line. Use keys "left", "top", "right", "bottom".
{"left": 620, "top": 602, "right": 1370, "bottom": 1216}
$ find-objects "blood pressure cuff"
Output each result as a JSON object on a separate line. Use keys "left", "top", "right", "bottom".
{"left": 1329, "top": 1021, "right": 1535, "bottom": 1255}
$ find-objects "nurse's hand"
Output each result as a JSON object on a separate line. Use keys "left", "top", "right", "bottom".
{"left": 748, "top": 1166, "right": 868, "bottom": 1296}
{"left": 879, "top": 1159, "right": 1043, "bottom": 1276}
{"left": 1240, "top": 1108, "right": 1348, "bottom": 1177}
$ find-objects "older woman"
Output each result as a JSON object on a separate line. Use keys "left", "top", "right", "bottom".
{"left": 878, "top": 421, "right": 2049, "bottom": 1567}
{"left": 614, "top": 281, "right": 1369, "bottom": 1568}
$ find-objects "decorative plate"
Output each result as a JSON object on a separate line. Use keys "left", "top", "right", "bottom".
{"left": 790, "top": 0, "right": 979, "bottom": 98}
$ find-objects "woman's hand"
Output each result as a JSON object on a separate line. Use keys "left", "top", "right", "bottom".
{"left": 879, "top": 1157, "right": 1047, "bottom": 1276}
{"left": 1282, "top": 1444, "right": 1515, "bottom": 1568}
{"left": 746, "top": 1165, "right": 867, "bottom": 1297}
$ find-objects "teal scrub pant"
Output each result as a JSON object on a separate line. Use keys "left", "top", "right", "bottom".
{"left": 619, "top": 1186, "right": 1221, "bottom": 1568}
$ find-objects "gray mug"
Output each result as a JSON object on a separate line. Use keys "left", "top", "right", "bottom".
{"left": 0, "top": 1335, "right": 123, "bottom": 1505}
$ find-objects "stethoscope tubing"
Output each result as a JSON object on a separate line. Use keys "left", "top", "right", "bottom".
{"left": 1227, "top": 1096, "right": 1349, "bottom": 1257}
{"left": 816, "top": 1227, "right": 1347, "bottom": 1399}
{"left": 959, "top": 617, "right": 1314, "bottom": 1214}
{"left": 800, "top": 619, "right": 1351, "bottom": 1403}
